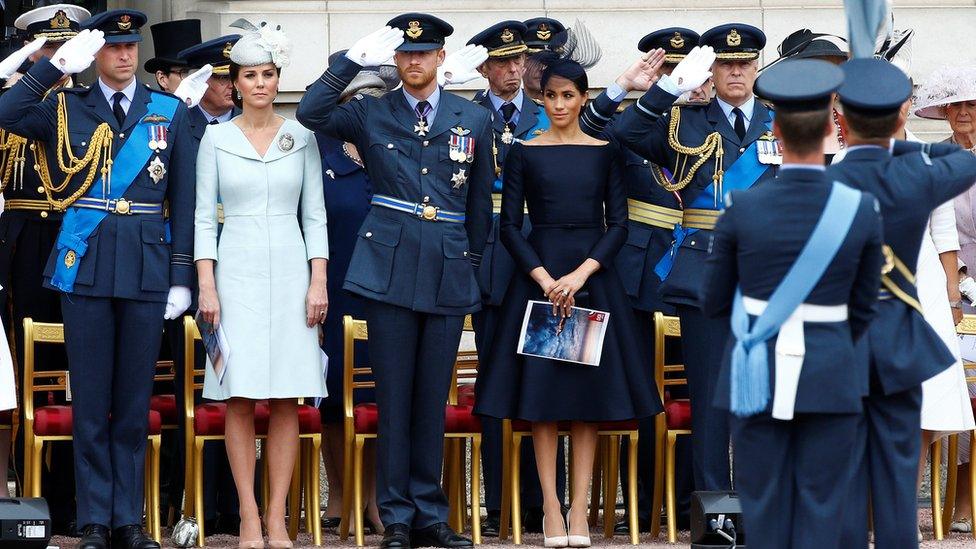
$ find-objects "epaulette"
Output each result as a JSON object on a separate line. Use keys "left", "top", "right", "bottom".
{"left": 59, "top": 85, "right": 90, "bottom": 94}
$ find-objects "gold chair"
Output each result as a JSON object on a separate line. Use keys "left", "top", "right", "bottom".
{"left": 650, "top": 312, "right": 690, "bottom": 543}
{"left": 339, "top": 315, "right": 483, "bottom": 546}
{"left": 935, "top": 314, "right": 976, "bottom": 540}
{"left": 181, "top": 316, "right": 322, "bottom": 546}
{"left": 21, "top": 319, "right": 162, "bottom": 541}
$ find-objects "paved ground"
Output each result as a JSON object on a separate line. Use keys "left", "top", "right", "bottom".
{"left": 46, "top": 508, "right": 976, "bottom": 547}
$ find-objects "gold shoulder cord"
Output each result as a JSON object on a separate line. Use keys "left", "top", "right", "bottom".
{"left": 0, "top": 129, "right": 28, "bottom": 193}
{"left": 35, "top": 92, "right": 114, "bottom": 211}
{"left": 653, "top": 106, "right": 725, "bottom": 205}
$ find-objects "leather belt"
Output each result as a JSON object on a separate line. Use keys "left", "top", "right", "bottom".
{"left": 371, "top": 194, "right": 465, "bottom": 223}
{"left": 681, "top": 208, "right": 721, "bottom": 230}
{"left": 4, "top": 199, "right": 55, "bottom": 212}
{"left": 72, "top": 197, "right": 164, "bottom": 215}
{"left": 627, "top": 199, "right": 683, "bottom": 230}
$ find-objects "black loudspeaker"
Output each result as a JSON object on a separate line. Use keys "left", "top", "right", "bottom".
{"left": 690, "top": 491, "right": 746, "bottom": 548}
{"left": 0, "top": 498, "right": 52, "bottom": 548}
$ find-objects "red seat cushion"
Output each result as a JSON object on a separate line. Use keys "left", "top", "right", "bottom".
{"left": 457, "top": 385, "right": 476, "bottom": 407}
{"left": 664, "top": 399, "right": 692, "bottom": 430}
{"left": 150, "top": 394, "right": 178, "bottom": 426}
{"left": 444, "top": 405, "right": 481, "bottom": 433}
{"left": 353, "top": 403, "right": 378, "bottom": 434}
{"left": 0, "top": 409, "right": 12, "bottom": 425}
{"left": 192, "top": 401, "right": 319, "bottom": 437}
{"left": 296, "top": 404, "right": 322, "bottom": 434}
{"left": 34, "top": 406, "right": 162, "bottom": 436}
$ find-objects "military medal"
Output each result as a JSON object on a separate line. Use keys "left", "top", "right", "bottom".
{"left": 148, "top": 125, "right": 168, "bottom": 152}
{"left": 414, "top": 119, "right": 429, "bottom": 137}
{"left": 147, "top": 156, "right": 167, "bottom": 184}
{"left": 501, "top": 125, "right": 514, "bottom": 145}
{"left": 278, "top": 133, "right": 294, "bottom": 152}
{"left": 757, "top": 133, "right": 783, "bottom": 166}
{"left": 449, "top": 133, "right": 476, "bottom": 164}
{"left": 451, "top": 168, "right": 467, "bottom": 189}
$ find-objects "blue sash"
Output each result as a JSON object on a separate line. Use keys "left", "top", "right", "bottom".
{"left": 654, "top": 119, "right": 774, "bottom": 280}
{"left": 729, "top": 181, "right": 862, "bottom": 417}
{"left": 51, "top": 93, "right": 179, "bottom": 292}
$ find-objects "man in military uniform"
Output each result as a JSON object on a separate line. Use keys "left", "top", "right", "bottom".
{"left": 144, "top": 19, "right": 201, "bottom": 93}
{"left": 825, "top": 59, "right": 976, "bottom": 549}
{"left": 0, "top": 9, "right": 195, "bottom": 549}
{"left": 590, "top": 24, "right": 774, "bottom": 493}
{"left": 0, "top": 1, "right": 90, "bottom": 533}
{"left": 464, "top": 20, "right": 561, "bottom": 536}
{"left": 521, "top": 17, "right": 567, "bottom": 101}
{"left": 702, "top": 58, "right": 885, "bottom": 549}
{"left": 297, "top": 13, "right": 492, "bottom": 549}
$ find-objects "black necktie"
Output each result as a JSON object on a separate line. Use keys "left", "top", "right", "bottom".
{"left": 416, "top": 100, "right": 432, "bottom": 123}
{"left": 112, "top": 91, "right": 126, "bottom": 126}
{"left": 208, "top": 118, "right": 219, "bottom": 125}
{"left": 732, "top": 107, "right": 746, "bottom": 141}
{"left": 500, "top": 102, "right": 517, "bottom": 124}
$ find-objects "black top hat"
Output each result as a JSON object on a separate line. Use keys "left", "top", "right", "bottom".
{"left": 144, "top": 19, "right": 202, "bottom": 73}
{"left": 468, "top": 21, "right": 529, "bottom": 59}
{"left": 387, "top": 13, "right": 453, "bottom": 52}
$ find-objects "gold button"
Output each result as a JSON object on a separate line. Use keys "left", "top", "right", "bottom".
{"left": 365, "top": 231, "right": 373, "bottom": 238}
{"left": 421, "top": 168, "right": 429, "bottom": 175}
{"left": 40, "top": 211, "right": 48, "bottom": 218}
{"left": 387, "top": 143, "right": 394, "bottom": 149}
{"left": 37, "top": 186, "right": 45, "bottom": 194}
{"left": 81, "top": 141, "right": 86, "bottom": 146}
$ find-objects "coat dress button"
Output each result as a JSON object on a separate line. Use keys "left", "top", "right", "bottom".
{"left": 421, "top": 168, "right": 429, "bottom": 175}
{"left": 387, "top": 143, "right": 394, "bottom": 149}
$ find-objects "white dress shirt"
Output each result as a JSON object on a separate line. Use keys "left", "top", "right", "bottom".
{"left": 98, "top": 77, "right": 138, "bottom": 115}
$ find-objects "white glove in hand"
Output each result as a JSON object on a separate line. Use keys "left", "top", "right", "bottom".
{"left": 438, "top": 45, "right": 489, "bottom": 86}
{"left": 0, "top": 37, "right": 47, "bottom": 79}
{"left": 668, "top": 46, "right": 716, "bottom": 94}
{"left": 174, "top": 64, "right": 212, "bottom": 108}
{"left": 345, "top": 26, "right": 404, "bottom": 68}
{"left": 961, "top": 277, "right": 976, "bottom": 304}
{"left": 51, "top": 29, "right": 105, "bottom": 76}
{"left": 164, "top": 286, "right": 192, "bottom": 320}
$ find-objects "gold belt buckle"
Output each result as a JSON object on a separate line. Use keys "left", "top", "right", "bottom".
{"left": 421, "top": 205, "right": 438, "bottom": 221}
{"left": 114, "top": 198, "right": 131, "bottom": 215}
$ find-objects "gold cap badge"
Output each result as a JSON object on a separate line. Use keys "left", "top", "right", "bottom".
{"left": 727, "top": 29, "right": 741, "bottom": 47}
{"left": 501, "top": 29, "right": 514, "bottom": 43}
{"left": 118, "top": 14, "right": 132, "bottom": 31}
{"left": 406, "top": 20, "right": 423, "bottom": 39}
{"left": 670, "top": 32, "right": 684, "bottom": 49}
{"left": 64, "top": 250, "right": 76, "bottom": 268}
{"left": 537, "top": 23, "right": 551, "bottom": 41}
{"left": 50, "top": 10, "right": 71, "bottom": 30}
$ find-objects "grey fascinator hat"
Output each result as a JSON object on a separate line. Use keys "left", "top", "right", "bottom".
{"left": 228, "top": 18, "right": 292, "bottom": 68}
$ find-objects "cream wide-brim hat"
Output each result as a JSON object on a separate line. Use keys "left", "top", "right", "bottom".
{"left": 913, "top": 65, "right": 976, "bottom": 120}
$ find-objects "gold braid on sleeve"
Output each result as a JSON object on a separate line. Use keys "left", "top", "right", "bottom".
{"left": 36, "top": 92, "right": 114, "bottom": 211}
{"left": 0, "top": 129, "right": 29, "bottom": 194}
{"left": 653, "top": 106, "right": 725, "bottom": 204}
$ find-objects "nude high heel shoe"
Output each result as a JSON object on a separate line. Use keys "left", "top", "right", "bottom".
{"left": 566, "top": 511, "right": 591, "bottom": 548}
{"left": 543, "top": 513, "right": 569, "bottom": 548}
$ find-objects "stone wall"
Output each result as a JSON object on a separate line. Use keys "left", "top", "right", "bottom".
{"left": 112, "top": 0, "right": 976, "bottom": 139}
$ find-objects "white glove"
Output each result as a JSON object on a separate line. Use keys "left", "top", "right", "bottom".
{"left": 164, "top": 286, "right": 192, "bottom": 320}
{"left": 51, "top": 29, "right": 105, "bottom": 76}
{"left": 438, "top": 45, "right": 489, "bottom": 86}
{"left": 0, "top": 37, "right": 46, "bottom": 79}
{"left": 667, "top": 46, "right": 716, "bottom": 94}
{"left": 174, "top": 64, "right": 212, "bottom": 108}
{"left": 961, "top": 276, "right": 976, "bottom": 304}
{"left": 345, "top": 26, "right": 404, "bottom": 68}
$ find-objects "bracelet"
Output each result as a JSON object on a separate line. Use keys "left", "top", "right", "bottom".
{"left": 949, "top": 300, "right": 962, "bottom": 309}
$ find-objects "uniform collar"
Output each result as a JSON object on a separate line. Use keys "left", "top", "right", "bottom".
{"left": 401, "top": 86, "right": 441, "bottom": 114}
{"left": 488, "top": 88, "right": 523, "bottom": 115}
{"left": 198, "top": 105, "right": 234, "bottom": 124}
{"left": 716, "top": 94, "right": 755, "bottom": 124}
{"left": 98, "top": 77, "right": 137, "bottom": 106}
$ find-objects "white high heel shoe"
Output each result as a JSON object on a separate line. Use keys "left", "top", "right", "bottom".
{"left": 543, "top": 514, "right": 569, "bottom": 548}
{"left": 566, "top": 511, "right": 591, "bottom": 548}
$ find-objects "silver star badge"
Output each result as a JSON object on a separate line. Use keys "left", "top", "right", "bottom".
{"left": 451, "top": 168, "right": 467, "bottom": 189}
{"left": 414, "top": 119, "right": 429, "bottom": 137}
{"left": 147, "top": 156, "right": 166, "bottom": 184}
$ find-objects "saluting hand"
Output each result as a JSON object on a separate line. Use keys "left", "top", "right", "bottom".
{"left": 439, "top": 45, "right": 489, "bottom": 86}
{"left": 51, "top": 29, "right": 105, "bottom": 76}
{"left": 615, "top": 48, "right": 666, "bottom": 92}
{"left": 345, "top": 26, "right": 404, "bottom": 68}
{"left": 174, "top": 63, "right": 213, "bottom": 108}
{"left": 668, "top": 46, "right": 716, "bottom": 94}
{"left": 0, "top": 37, "right": 46, "bottom": 79}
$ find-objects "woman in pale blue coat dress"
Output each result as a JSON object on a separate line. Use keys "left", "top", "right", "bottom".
{"left": 193, "top": 20, "right": 327, "bottom": 548}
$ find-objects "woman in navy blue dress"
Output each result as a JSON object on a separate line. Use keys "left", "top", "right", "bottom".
{"left": 474, "top": 58, "right": 661, "bottom": 547}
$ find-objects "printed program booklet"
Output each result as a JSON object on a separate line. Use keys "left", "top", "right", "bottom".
{"left": 517, "top": 300, "right": 610, "bottom": 366}
{"left": 195, "top": 311, "right": 231, "bottom": 384}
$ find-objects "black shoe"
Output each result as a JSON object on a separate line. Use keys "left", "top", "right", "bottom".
{"left": 614, "top": 517, "right": 651, "bottom": 534}
{"left": 76, "top": 524, "right": 110, "bottom": 549}
{"left": 381, "top": 523, "right": 412, "bottom": 548}
{"left": 523, "top": 506, "right": 544, "bottom": 534}
{"left": 321, "top": 515, "right": 341, "bottom": 531}
{"left": 481, "top": 510, "right": 501, "bottom": 537}
{"left": 411, "top": 522, "right": 473, "bottom": 548}
{"left": 111, "top": 525, "right": 161, "bottom": 549}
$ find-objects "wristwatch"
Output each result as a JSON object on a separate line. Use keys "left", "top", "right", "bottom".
{"left": 949, "top": 300, "right": 962, "bottom": 309}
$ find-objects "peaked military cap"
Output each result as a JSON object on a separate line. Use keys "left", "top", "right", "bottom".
{"left": 15, "top": 3, "right": 91, "bottom": 43}
{"left": 700, "top": 23, "right": 765, "bottom": 60}
{"left": 638, "top": 27, "right": 700, "bottom": 63}
{"left": 837, "top": 58, "right": 911, "bottom": 114}
{"left": 755, "top": 59, "right": 842, "bottom": 112}
{"left": 387, "top": 13, "right": 453, "bottom": 52}
{"left": 81, "top": 9, "right": 147, "bottom": 44}
{"left": 179, "top": 34, "right": 241, "bottom": 76}
{"left": 144, "top": 19, "right": 201, "bottom": 73}
{"left": 468, "top": 21, "right": 529, "bottom": 59}
{"left": 523, "top": 17, "right": 567, "bottom": 52}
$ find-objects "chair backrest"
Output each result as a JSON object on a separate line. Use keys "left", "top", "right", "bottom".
{"left": 154, "top": 360, "right": 176, "bottom": 385}
{"left": 448, "top": 314, "right": 479, "bottom": 405}
{"left": 653, "top": 312, "right": 686, "bottom": 401}
{"left": 343, "top": 315, "right": 374, "bottom": 425}
{"left": 957, "top": 314, "right": 976, "bottom": 385}
{"left": 21, "top": 319, "right": 67, "bottom": 424}
{"left": 182, "top": 316, "right": 207, "bottom": 426}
